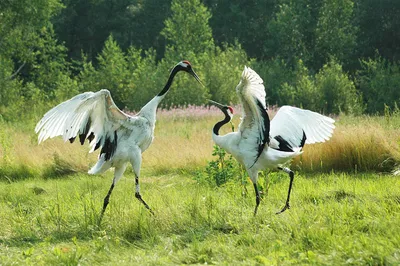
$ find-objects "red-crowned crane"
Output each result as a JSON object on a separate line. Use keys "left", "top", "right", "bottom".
{"left": 35, "top": 61, "right": 202, "bottom": 221}
{"left": 209, "top": 66, "right": 335, "bottom": 215}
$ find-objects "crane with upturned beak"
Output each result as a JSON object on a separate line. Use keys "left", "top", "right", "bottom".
{"left": 35, "top": 61, "right": 202, "bottom": 222}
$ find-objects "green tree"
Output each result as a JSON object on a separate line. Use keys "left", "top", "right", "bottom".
{"left": 29, "top": 26, "right": 71, "bottom": 94}
{"left": 315, "top": 0, "right": 357, "bottom": 70}
{"left": 204, "top": 43, "right": 250, "bottom": 105}
{"left": 161, "top": 0, "right": 214, "bottom": 57}
{"left": 354, "top": 0, "right": 400, "bottom": 62}
{"left": 0, "top": 0, "right": 63, "bottom": 69}
{"left": 79, "top": 35, "right": 129, "bottom": 109}
{"left": 357, "top": 56, "right": 400, "bottom": 114}
{"left": 266, "top": 0, "right": 321, "bottom": 68}
{"left": 127, "top": 0, "right": 172, "bottom": 55}
{"left": 316, "top": 58, "right": 363, "bottom": 114}
{"left": 53, "top": 0, "right": 170, "bottom": 63}
{"left": 252, "top": 58, "right": 295, "bottom": 106}
{"left": 278, "top": 59, "right": 363, "bottom": 115}
{"left": 280, "top": 60, "right": 322, "bottom": 111}
{"left": 0, "top": 56, "right": 24, "bottom": 120}
{"left": 159, "top": 0, "right": 213, "bottom": 107}
{"left": 125, "top": 47, "right": 159, "bottom": 111}
{"left": 53, "top": 0, "right": 138, "bottom": 63}
{"left": 0, "top": 0, "right": 68, "bottom": 121}
{"left": 204, "top": 0, "right": 276, "bottom": 60}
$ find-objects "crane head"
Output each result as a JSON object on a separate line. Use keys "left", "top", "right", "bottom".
{"left": 208, "top": 100, "right": 234, "bottom": 118}
{"left": 176, "top": 60, "right": 203, "bottom": 86}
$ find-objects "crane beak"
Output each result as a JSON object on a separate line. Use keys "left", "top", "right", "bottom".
{"left": 208, "top": 99, "right": 225, "bottom": 110}
{"left": 189, "top": 69, "right": 204, "bottom": 87}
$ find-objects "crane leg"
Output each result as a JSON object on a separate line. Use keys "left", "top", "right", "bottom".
{"left": 253, "top": 183, "right": 261, "bottom": 216}
{"left": 99, "top": 182, "right": 115, "bottom": 223}
{"left": 98, "top": 164, "right": 126, "bottom": 224}
{"left": 276, "top": 167, "right": 294, "bottom": 214}
{"left": 135, "top": 175, "right": 154, "bottom": 215}
{"left": 131, "top": 150, "right": 153, "bottom": 214}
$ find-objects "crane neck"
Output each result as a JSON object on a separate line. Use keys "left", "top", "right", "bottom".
{"left": 213, "top": 112, "right": 231, "bottom": 136}
{"left": 138, "top": 65, "right": 181, "bottom": 121}
{"left": 157, "top": 66, "right": 180, "bottom": 97}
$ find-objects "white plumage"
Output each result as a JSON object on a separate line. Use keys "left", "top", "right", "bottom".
{"left": 210, "top": 66, "right": 335, "bottom": 215}
{"left": 35, "top": 61, "right": 201, "bottom": 221}
{"left": 36, "top": 90, "right": 126, "bottom": 155}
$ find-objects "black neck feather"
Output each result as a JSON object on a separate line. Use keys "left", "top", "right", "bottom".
{"left": 213, "top": 112, "right": 231, "bottom": 135}
{"left": 157, "top": 66, "right": 181, "bottom": 97}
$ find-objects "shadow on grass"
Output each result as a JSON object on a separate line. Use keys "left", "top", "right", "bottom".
{"left": 42, "top": 153, "right": 80, "bottom": 179}
{"left": 0, "top": 227, "right": 103, "bottom": 248}
{"left": 0, "top": 165, "right": 37, "bottom": 183}
{"left": 303, "top": 189, "right": 356, "bottom": 206}
{"left": 330, "top": 189, "right": 356, "bottom": 202}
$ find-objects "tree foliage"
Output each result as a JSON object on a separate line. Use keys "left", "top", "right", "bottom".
{"left": 315, "top": 0, "right": 357, "bottom": 69}
{"left": 357, "top": 56, "right": 400, "bottom": 114}
{"left": 1, "top": 0, "right": 400, "bottom": 121}
{"left": 279, "top": 59, "right": 363, "bottom": 114}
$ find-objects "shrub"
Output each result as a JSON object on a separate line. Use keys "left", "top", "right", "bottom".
{"left": 195, "top": 145, "right": 242, "bottom": 187}
{"left": 277, "top": 58, "right": 363, "bottom": 115}
{"left": 0, "top": 57, "right": 25, "bottom": 121}
{"left": 252, "top": 58, "right": 296, "bottom": 106}
{"left": 280, "top": 59, "right": 323, "bottom": 111}
{"left": 357, "top": 56, "right": 400, "bottom": 114}
{"left": 315, "top": 58, "right": 364, "bottom": 115}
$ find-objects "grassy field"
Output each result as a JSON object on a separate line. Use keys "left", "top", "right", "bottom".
{"left": 1, "top": 107, "right": 400, "bottom": 265}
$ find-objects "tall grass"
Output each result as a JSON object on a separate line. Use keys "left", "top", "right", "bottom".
{"left": 1, "top": 106, "right": 400, "bottom": 182}
{"left": 294, "top": 116, "right": 400, "bottom": 173}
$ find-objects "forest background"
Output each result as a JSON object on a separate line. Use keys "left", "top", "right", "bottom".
{"left": 2, "top": 1, "right": 400, "bottom": 264}
{"left": 1, "top": 0, "right": 400, "bottom": 121}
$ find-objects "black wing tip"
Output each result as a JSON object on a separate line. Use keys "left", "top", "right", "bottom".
{"left": 67, "top": 118, "right": 94, "bottom": 146}
{"left": 300, "top": 130, "right": 307, "bottom": 148}
{"left": 273, "top": 130, "right": 307, "bottom": 153}
{"left": 100, "top": 131, "right": 118, "bottom": 161}
{"left": 254, "top": 97, "right": 270, "bottom": 144}
{"left": 253, "top": 98, "right": 270, "bottom": 163}
{"left": 274, "top": 135, "right": 294, "bottom": 152}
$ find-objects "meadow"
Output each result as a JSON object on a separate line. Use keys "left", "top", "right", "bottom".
{"left": 1, "top": 106, "right": 400, "bottom": 265}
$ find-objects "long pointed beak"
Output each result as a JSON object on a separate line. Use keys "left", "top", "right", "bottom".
{"left": 208, "top": 99, "right": 225, "bottom": 110}
{"left": 190, "top": 69, "right": 204, "bottom": 87}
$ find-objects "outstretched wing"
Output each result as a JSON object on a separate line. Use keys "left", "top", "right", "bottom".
{"left": 35, "top": 89, "right": 129, "bottom": 160}
{"left": 236, "top": 66, "right": 270, "bottom": 165}
{"left": 269, "top": 106, "right": 335, "bottom": 151}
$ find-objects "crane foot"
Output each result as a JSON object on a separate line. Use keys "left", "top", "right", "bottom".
{"left": 135, "top": 192, "right": 154, "bottom": 215}
{"left": 276, "top": 202, "right": 290, "bottom": 214}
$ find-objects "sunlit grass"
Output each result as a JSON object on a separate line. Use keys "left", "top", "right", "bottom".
{"left": 1, "top": 106, "right": 400, "bottom": 181}
{"left": 295, "top": 118, "right": 400, "bottom": 173}
{"left": 1, "top": 107, "right": 400, "bottom": 264}
{"left": 0, "top": 172, "right": 399, "bottom": 264}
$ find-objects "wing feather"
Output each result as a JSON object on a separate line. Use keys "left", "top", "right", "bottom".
{"left": 35, "top": 89, "right": 129, "bottom": 159}
{"left": 270, "top": 106, "right": 335, "bottom": 149}
{"left": 236, "top": 66, "right": 270, "bottom": 165}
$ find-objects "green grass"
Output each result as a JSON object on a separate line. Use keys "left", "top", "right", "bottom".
{"left": 1, "top": 171, "right": 400, "bottom": 265}
{"left": 1, "top": 111, "right": 400, "bottom": 264}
